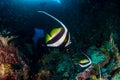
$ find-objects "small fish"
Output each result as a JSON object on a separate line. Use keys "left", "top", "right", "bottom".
{"left": 79, "top": 53, "right": 92, "bottom": 68}
{"left": 79, "top": 59, "right": 89, "bottom": 64}
{"left": 38, "top": 11, "right": 71, "bottom": 47}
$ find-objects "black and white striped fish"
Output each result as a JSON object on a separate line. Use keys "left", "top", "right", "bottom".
{"left": 79, "top": 53, "right": 92, "bottom": 68}
{"left": 38, "top": 11, "right": 71, "bottom": 47}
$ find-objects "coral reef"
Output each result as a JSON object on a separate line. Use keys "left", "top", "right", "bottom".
{"left": 37, "top": 32, "right": 120, "bottom": 80}
{"left": 0, "top": 28, "right": 120, "bottom": 80}
{"left": 0, "top": 28, "right": 28, "bottom": 79}
{"left": 75, "top": 32, "right": 120, "bottom": 80}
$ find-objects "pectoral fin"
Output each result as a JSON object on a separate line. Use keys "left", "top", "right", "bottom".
{"left": 46, "top": 34, "right": 51, "bottom": 43}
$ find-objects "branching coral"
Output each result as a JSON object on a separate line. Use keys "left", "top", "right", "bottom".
{"left": 0, "top": 29, "right": 28, "bottom": 78}
{"left": 0, "top": 36, "right": 17, "bottom": 47}
{"left": 0, "top": 29, "right": 17, "bottom": 47}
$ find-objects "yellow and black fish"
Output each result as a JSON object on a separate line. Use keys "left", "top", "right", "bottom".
{"left": 38, "top": 11, "right": 71, "bottom": 47}
{"left": 79, "top": 53, "right": 92, "bottom": 68}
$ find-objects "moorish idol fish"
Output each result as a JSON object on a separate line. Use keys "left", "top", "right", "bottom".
{"left": 79, "top": 53, "right": 92, "bottom": 68}
{"left": 38, "top": 11, "right": 71, "bottom": 47}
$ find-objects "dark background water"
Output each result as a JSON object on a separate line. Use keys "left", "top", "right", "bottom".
{"left": 0, "top": 0, "right": 120, "bottom": 49}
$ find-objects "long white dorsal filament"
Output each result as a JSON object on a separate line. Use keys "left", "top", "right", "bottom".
{"left": 37, "top": 11, "right": 67, "bottom": 30}
{"left": 38, "top": 11, "right": 68, "bottom": 47}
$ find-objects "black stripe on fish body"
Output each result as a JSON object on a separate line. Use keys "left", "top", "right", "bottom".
{"left": 79, "top": 62, "right": 92, "bottom": 68}
{"left": 79, "top": 61, "right": 90, "bottom": 66}
{"left": 47, "top": 28, "right": 65, "bottom": 44}
{"left": 59, "top": 31, "right": 69, "bottom": 47}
